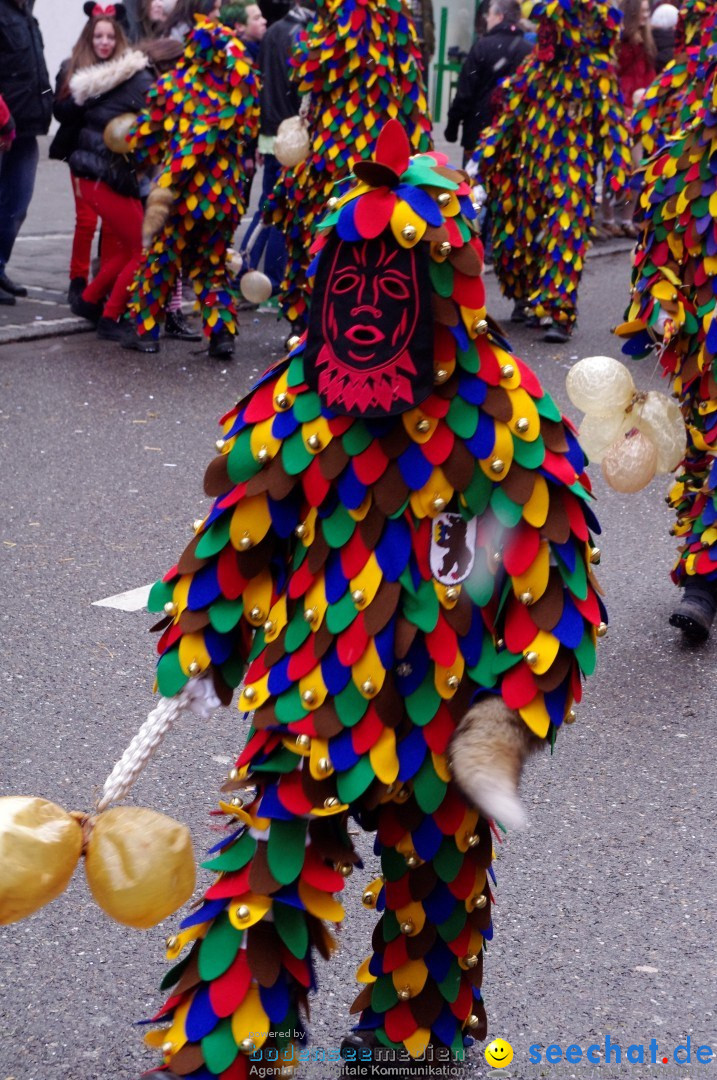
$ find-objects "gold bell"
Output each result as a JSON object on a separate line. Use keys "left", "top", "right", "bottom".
{"left": 416, "top": 418, "right": 431, "bottom": 433}
{"left": 193, "top": 518, "right": 204, "bottom": 533}
{"left": 238, "top": 532, "right": 253, "bottom": 551}
{"left": 524, "top": 650, "right": 539, "bottom": 667}
{"left": 215, "top": 438, "right": 225, "bottom": 451}
{"left": 229, "top": 767, "right": 240, "bottom": 781}
{"left": 401, "top": 224, "right": 417, "bottom": 242}
{"left": 243, "top": 686, "right": 257, "bottom": 702}
{"left": 565, "top": 708, "right": 577, "bottom": 724}
{"left": 248, "top": 606, "right": 264, "bottom": 622}
{"left": 187, "top": 660, "right": 200, "bottom": 675}
{"left": 500, "top": 363, "right": 515, "bottom": 379}
{"left": 515, "top": 417, "right": 530, "bottom": 433}
{"left": 434, "top": 367, "right": 449, "bottom": 384}
{"left": 166, "top": 935, "right": 178, "bottom": 949}
{"left": 519, "top": 590, "right": 533, "bottom": 605}
{"left": 465, "top": 1014, "right": 481, "bottom": 1030}
{"left": 399, "top": 920, "right": 414, "bottom": 935}
{"left": 397, "top": 986, "right": 412, "bottom": 1001}
{"left": 307, "top": 433, "right": 322, "bottom": 451}
{"left": 472, "top": 317, "right": 488, "bottom": 336}
{"left": 286, "top": 334, "right": 301, "bottom": 350}
{"left": 490, "top": 459, "right": 505, "bottom": 474}
{"left": 324, "top": 796, "right": 340, "bottom": 809}
{"left": 438, "top": 241, "right": 452, "bottom": 257}
{"left": 596, "top": 621, "right": 608, "bottom": 637}
{"left": 351, "top": 588, "right": 366, "bottom": 607}
{"left": 590, "top": 547, "right": 601, "bottom": 564}
{"left": 361, "top": 678, "right": 376, "bottom": 696}
{"left": 471, "top": 894, "right": 488, "bottom": 910}
{"left": 162, "top": 1041, "right": 174, "bottom": 1056}
{"left": 463, "top": 953, "right": 479, "bottom": 968}
{"left": 295, "top": 734, "right": 311, "bottom": 749}
{"left": 295, "top": 522, "right": 307, "bottom": 539}
{"left": 444, "top": 586, "right": 459, "bottom": 601}
{"left": 362, "top": 890, "right": 377, "bottom": 907}
{"left": 301, "top": 689, "right": 316, "bottom": 706}
{"left": 275, "top": 392, "right": 290, "bottom": 410}
{"left": 317, "top": 757, "right": 333, "bottom": 775}
{"left": 304, "top": 607, "right": 318, "bottom": 624}
{"left": 257, "top": 445, "right": 269, "bottom": 464}
{"left": 236, "top": 904, "right": 251, "bottom": 921}
{"left": 431, "top": 495, "right": 447, "bottom": 511}
{"left": 263, "top": 619, "right": 274, "bottom": 635}
{"left": 492, "top": 551, "right": 502, "bottom": 564}
{"left": 327, "top": 196, "right": 338, "bottom": 210}
{"left": 405, "top": 853, "right": 421, "bottom": 868}
{"left": 240, "top": 1039, "right": 256, "bottom": 1053}
{"left": 446, "top": 674, "right": 460, "bottom": 690}
{"left": 335, "top": 861, "right": 354, "bottom": 877}
{"left": 464, "top": 832, "right": 479, "bottom": 848}
{"left": 437, "top": 192, "right": 451, "bottom": 207}
{"left": 163, "top": 601, "right": 177, "bottom": 616}
{"left": 495, "top": 637, "right": 505, "bottom": 650}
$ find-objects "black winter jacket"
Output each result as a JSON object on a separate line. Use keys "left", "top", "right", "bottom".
{"left": 49, "top": 61, "right": 82, "bottom": 162}
{"left": 445, "top": 19, "right": 532, "bottom": 151}
{"left": 67, "top": 50, "right": 153, "bottom": 198}
{"left": 258, "top": 6, "right": 313, "bottom": 138}
{"left": 0, "top": 0, "right": 52, "bottom": 137}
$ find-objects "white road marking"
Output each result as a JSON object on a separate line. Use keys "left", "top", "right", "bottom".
{"left": 93, "top": 583, "right": 152, "bottom": 612}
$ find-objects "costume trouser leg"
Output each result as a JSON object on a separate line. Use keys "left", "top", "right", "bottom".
{"left": 129, "top": 217, "right": 185, "bottom": 340}
{"left": 529, "top": 198, "right": 591, "bottom": 330}
{"left": 348, "top": 791, "right": 490, "bottom": 1059}
{"left": 667, "top": 390, "right": 717, "bottom": 586}
{"left": 146, "top": 757, "right": 493, "bottom": 1075}
{"left": 185, "top": 225, "right": 239, "bottom": 339}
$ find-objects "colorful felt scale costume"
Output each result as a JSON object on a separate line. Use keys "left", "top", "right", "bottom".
{"left": 632, "top": 0, "right": 714, "bottom": 160}
{"left": 140, "top": 123, "right": 605, "bottom": 1079}
{"left": 267, "top": 0, "right": 432, "bottom": 332}
{"left": 472, "top": 0, "right": 632, "bottom": 338}
{"left": 127, "top": 18, "right": 259, "bottom": 343}
{"left": 615, "top": 20, "right": 717, "bottom": 640}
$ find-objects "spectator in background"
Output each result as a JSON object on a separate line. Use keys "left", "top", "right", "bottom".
{"left": 164, "top": 0, "right": 222, "bottom": 40}
{"left": 444, "top": 0, "right": 531, "bottom": 161}
{"left": 63, "top": 12, "right": 153, "bottom": 342}
{"left": 239, "top": 1, "right": 313, "bottom": 296}
{"left": 651, "top": 2, "right": 678, "bottom": 71}
{"left": 221, "top": 1, "right": 267, "bottom": 61}
{"left": 0, "top": 0, "right": 53, "bottom": 305}
{"left": 408, "top": 0, "right": 435, "bottom": 77}
{"left": 137, "top": 0, "right": 169, "bottom": 38}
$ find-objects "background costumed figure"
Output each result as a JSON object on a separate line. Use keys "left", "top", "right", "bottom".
{"left": 471, "top": 0, "right": 632, "bottom": 343}
{"left": 633, "top": 0, "right": 715, "bottom": 160}
{"left": 615, "top": 20, "right": 717, "bottom": 643}
{"left": 126, "top": 17, "right": 260, "bottom": 358}
{"left": 266, "top": 0, "right": 433, "bottom": 333}
{"left": 133, "top": 121, "right": 606, "bottom": 1079}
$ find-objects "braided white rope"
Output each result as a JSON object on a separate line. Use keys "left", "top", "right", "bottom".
{"left": 96, "top": 677, "right": 222, "bottom": 812}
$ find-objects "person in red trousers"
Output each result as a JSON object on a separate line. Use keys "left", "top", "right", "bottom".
{"left": 59, "top": 3, "right": 153, "bottom": 343}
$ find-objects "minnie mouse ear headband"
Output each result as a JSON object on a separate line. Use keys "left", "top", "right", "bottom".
{"left": 83, "top": 2, "right": 127, "bottom": 19}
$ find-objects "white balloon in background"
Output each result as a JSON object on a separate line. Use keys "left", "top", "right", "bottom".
{"left": 566, "top": 355, "right": 636, "bottom": 417}
{"left": 240, "top": 270, "right": 273, "bottom": 305}
{"left": 633, "top": 391, "right": 686, "bottom": 473}
{"left": 602, "top": 429, "right": 658, "bottom": 493}
{"left": 578, "top": 411, "right": 630, "bottom": 463}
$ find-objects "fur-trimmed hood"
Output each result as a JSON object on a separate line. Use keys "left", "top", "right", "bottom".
{"left": 70, "top": 49, "right": 149, "bottom": 106}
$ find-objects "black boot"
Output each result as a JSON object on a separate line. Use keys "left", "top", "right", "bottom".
{"left": 165, "top": 309, "right": 202, "bottom": 341}
{"left": 122, "top": 330, "right": 160, "bottom": 354}
{"left": 669, "top": 580, "right": 717, "bottom": 644}
{"left": 67, "top": 276, "right": 86, "bottom": 307}
{"left": 97, "top": 315, "right": 133, "bottom": 343}
{"left": 543, "top": 321, "right": 572, "bottom": 343}
{"left": 70, "top": 293, "right": 102, "bottom": 325}
{"left": 208, "top": 326, "right": 235, "bottom": 359}
{"left": 0, "top": 271, "right": 27, "bottom": 297}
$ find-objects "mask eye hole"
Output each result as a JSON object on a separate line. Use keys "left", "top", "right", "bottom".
{"left": 380, "top": 275, "right": 410, "bottom": 301}
{"left": 334, "top": 271, "right": 361, "bottom": 295}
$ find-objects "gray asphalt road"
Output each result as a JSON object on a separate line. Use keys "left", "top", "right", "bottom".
{"left": 1, "top": 253, "right": 715, "bottom": 1080}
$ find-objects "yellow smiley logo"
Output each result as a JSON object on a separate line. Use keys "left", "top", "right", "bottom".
{"left": 484, "top": 1038, "right": 514, "bottom": 1068}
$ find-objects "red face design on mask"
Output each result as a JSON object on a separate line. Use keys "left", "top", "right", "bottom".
{"left": 304, "top": 234, "right": 434, "bottom": 417}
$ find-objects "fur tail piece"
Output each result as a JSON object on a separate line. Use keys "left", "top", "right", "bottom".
{"left": 449, "top": 697, "right": 542, "bottom": 830}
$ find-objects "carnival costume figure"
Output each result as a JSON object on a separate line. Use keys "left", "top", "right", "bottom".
{"left": 126, "top": 17, "right": 260, "bottom": 358}
{"left": 616, "top": 17, "right": 717, "bottom": 644}
{"left": 138, "top": 122, "right": 605, "bottom": 1079}
{"left": 267, "top": 0, "right": 433, "bottom": 333}
{"left": 472, "top": 0, "right": 632, "bottom": 343}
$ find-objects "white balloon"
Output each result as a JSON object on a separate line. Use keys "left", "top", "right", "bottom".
{"left": 240, "top": 270, "right": 273, "bottom": 305}
{"left": 602, "top": 429, "right": 658, "bottom": 493}
{"left": 632, "top": 391, "right": 686, "bottom": 473}
{"left": 566, "top": 355, "right": 636, "bottom": 417}
{"left": 578, "top": 411, "right": 630, "bottom": 463}
{"left": 274, "top": 116, "right": 310, "bottom": 168}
